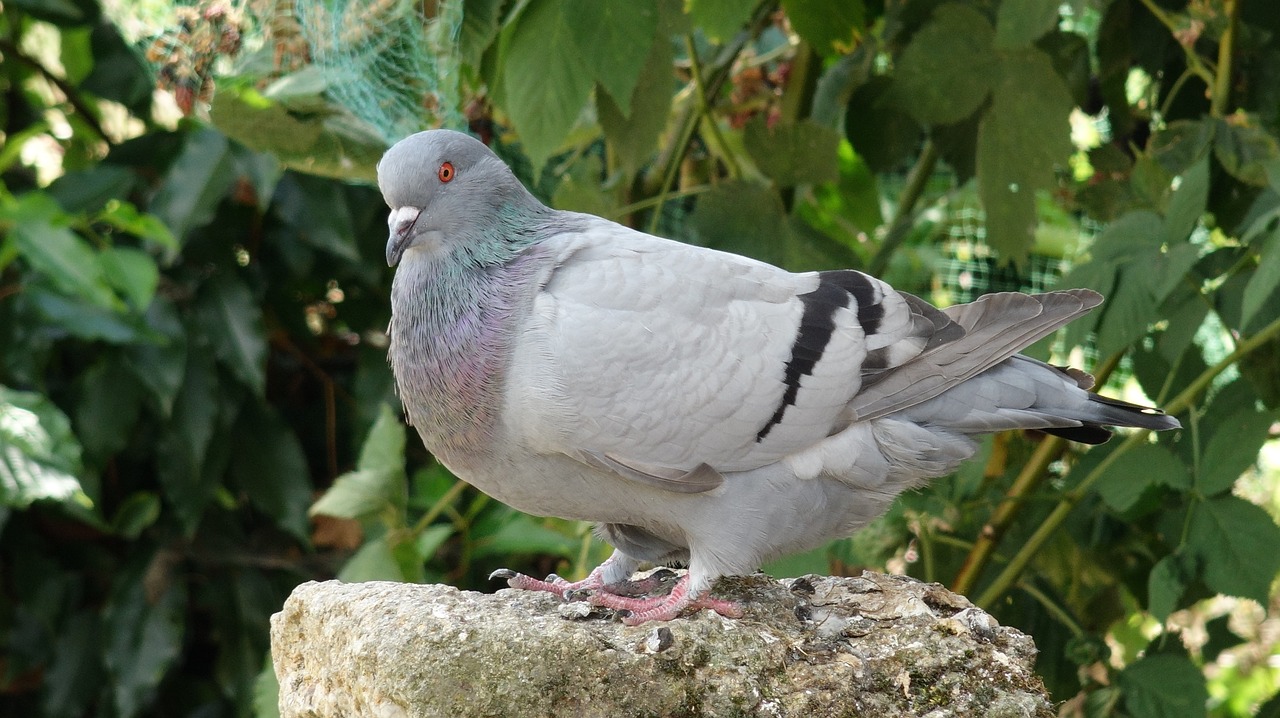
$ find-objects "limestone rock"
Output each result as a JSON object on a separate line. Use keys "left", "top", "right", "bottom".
{"left": 271, "top": 571, "right": 1052, "bottom": 718}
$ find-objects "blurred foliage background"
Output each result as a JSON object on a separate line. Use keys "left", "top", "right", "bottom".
{"left": 2, "top": 0, "right": 1280, "bottom": 715}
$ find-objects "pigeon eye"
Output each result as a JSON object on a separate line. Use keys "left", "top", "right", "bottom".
{"left": 438, "top": 162, "right": 455, "bottom": 183}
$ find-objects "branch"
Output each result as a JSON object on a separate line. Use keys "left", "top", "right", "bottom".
{"left": 1210, "top": 0, "right": 1239, "bottom": 117}
{"left": 867, "top": 139, "right": 939, "bottom": 277}
{"left": 0, "top": 38, "right": 112, "bottom": 145}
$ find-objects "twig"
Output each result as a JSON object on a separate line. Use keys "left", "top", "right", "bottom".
{"left": 1210, "top": 0, "right": 1239, "bottom": 117}
{"left": 0, "top": 38, "right": 112, "bottom": 144}
{"left": 868, "top": 139, "right": 939, "bottom": 277}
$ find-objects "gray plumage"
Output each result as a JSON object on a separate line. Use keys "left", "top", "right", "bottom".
{"left": 379, "top": 129, "right": 1180, "bottom": 624}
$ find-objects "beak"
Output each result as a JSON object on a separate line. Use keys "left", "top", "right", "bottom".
{"left": 386, "top": 206, "right": 423, "bottom": 266}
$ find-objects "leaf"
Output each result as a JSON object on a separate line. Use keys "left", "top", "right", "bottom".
{"left": 111, "top": 492, "right": 161, "bottom": 539}
{"left": 99, "top": 247, "right": 159, "bottom": 310}
{"left": 49, "top": 165, "right": 137, "bottom": 213}
{"left": 976, "top": 49, "right": 1074, "bottom": 259}
{"left": 76, "top": 355, "right": 143, "bottom": 463}
{"left": 553, "top": 155, "right": 613, "bottom": 216}
{"left": 338, "top": 535, "right": 405, "bottom": 582}
{"left": 253, "top": 657, "right": 281, "bottom": 718}
{"left": 43, "top": 611, "right": 104, "bottom": 718}
{"left": 104, "top": 562, "right": 186, "bottom": 718}
{"left": 472, "top": 513, "right": 580, "bottom": 559}
{"left": 0, "top": 386, "right": 90, "bottom": 511}
{"left": 155, "top": 349, "right": 221, "bottom": 533}
{"left": 744, "top": 117, "right": 841, "bottom": 187}
{"left": 460, "top": 0, "right": 505, "bottom": 67}
{"left": 415, "top": 524, "right": 455, "bottom": 561}
{"left": 1118, "top": 653, "right": 1207, "bottom": 718}
{"left": 564, "top": 0, "right": 656, "bottom": 115}
{"left": 1187, "top": 495, "right": 1280, "bottom": 604}
{"left": 686, "top": 0, "right": 755, "bottom": 41}
{"left": 149, "top": 128, "right": 239, "bottom": 242}
{"left": 1162, "top": 156, "right": 1209, "bottom": 246}
{"left": 1197, "top": 405, "right": 1274, "bottom": 496}
{"left": 845, "top": 76, "right": 922, "bottom": 173}
{"left": 894, "top": 3, "right": 998, "bottom": 126}
{"left": 125, "top": 299, "right": 187, "bottom": 417}
{"left": 194, "top": 272, "right": 267, "bottom": 397}
{"left": 781, "top": 0, "right": 865, "bottom": 56}
{"left": 995, "top": 0, "right": 1060, "bottom": 49}
{"left": 1243, "top": 221, "right": 1280, "bottom": 329}
{"left": 96, "top": 199, "right": 178, "bottom": 249}
{"left": 502, "top": 0, "right": 594, "bottom": 174}
{"left": 7, "top": 193, "right": 119, "bottom": 310}
{"left": 311, "top": 405, "right": 406, "bottom": 520}
{"left": 1095, "top": 444, "right": 1189, "bottom": 512}
{"left": 598, "top": 26, "right": 675, "bottom": 173}
{"left": 1147, "top": 554, "right": 1188, "bottom": 622}
{"left": 1214, "top": 119, "right": 1280, "bottom": 187}
{"left": 229, "top": 405, "right": 313, "bottom": 541}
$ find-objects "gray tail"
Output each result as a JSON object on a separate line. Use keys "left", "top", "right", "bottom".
{"left": 1042, "top": 394, "right": 1181, "bottom": 445}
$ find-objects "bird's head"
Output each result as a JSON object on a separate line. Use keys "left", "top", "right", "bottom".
{"left": 377, "top": 129, "right": 542, "bottom": 267}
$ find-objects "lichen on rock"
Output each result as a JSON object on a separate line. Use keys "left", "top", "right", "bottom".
{"left": 271, "top": 571, "right": 1053, "bottom": 718}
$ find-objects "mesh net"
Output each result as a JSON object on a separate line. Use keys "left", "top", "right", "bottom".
{"left": 294, "top": 0, "right": 465, "bottom": 142}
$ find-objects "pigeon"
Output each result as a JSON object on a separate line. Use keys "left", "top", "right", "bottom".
{"left": 379, "top": 129, "right": 1180, "bottom": 625}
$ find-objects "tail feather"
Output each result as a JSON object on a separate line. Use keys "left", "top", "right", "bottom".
{"left": 1046, "top": 393, "right": 1181, "bottom": 444}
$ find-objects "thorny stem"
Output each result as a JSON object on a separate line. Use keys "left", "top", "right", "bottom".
{"left": 1136, "top": 0, "right": 1217, "bottom": 89}
{"left": 950, "top": 352, "right": 1123, "bottom": 595}
{"left": 684, "top": 35, "right": 741, "bottom": 180}
{"left": 976, "top": 311, "right": 1280, "bottom": 608}
{"left": 410, "top": 477, "right": 468, "bottom": 537}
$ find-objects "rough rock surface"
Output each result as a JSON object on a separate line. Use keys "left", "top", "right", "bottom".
{"left": 272, "top": 571, "right": 1053, "bottom": 718}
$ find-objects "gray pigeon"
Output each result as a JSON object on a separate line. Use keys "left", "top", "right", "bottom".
{"left": 379, "top": 129, "right": 1180, "bottom": 625}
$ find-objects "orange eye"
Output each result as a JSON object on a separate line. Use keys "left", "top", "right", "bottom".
{"left": 438, "top": 161, "right": 455, "bottom": 183}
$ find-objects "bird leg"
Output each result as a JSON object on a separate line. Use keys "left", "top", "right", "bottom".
{"left": 489, "top": 550, "right": 640, "bottom": 599}
{"left": 588, "top": 574, "right": 744, "bottom": 626}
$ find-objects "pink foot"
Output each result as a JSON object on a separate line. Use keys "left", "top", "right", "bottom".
{"left": 589, "top": 576, "right": 744, "bottom": 625}
{"left": 488, "top": 568, "right": 601, "bottom": 599}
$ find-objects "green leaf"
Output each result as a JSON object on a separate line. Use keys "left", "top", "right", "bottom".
{"left": 1147, "top": 554, "right": 1188, "bottom": 622}
{"left": 460, "top": 0, "right": 506, "bottom": 67}
{"left": 76, "top": 355, "right": 143, "bottom": 463}
{"left": 1187, "top": 495, "right": 1280, "bottom": 604}
{"left": 995, "top": 0, "right": 1059, "bottom": 49}
{"left": 502, "top": 0, "right": 594, "bottom": 174}
{"left": 416, "top": 524, "right": 455, "bottom": 561}
{"left": 1198, "top": 405, "right": 1274, "bottom": 495}
{"left": 565, "top": 0, "right": 656, "bottom": 115}
{"left": 229, "top": 405, "right": 313, "bottom": 541}
{"left": 744, "top": 117, "right": 841, "bottom": 187}
{"left": 1095, "top": 444, "right": 1189, "bottom": 512}
{"left": 472, "top": 513, "right": 580, "bottom": 559}
{"left": 338, "top": 536, "right": 405, "bottom": 582}
{"left": 149, "top": 128, "right": 239, "bottom": 242}
{"left": 1214, "top": 119, "right": 1280, "bottom": 187}
{"left": 894, "top": 3, "right": 998, "bottom": 126}
{"left": 1162, "top": 156, "right": 1209, "bottom": 245}
{"left": 845, "top": 76, "right": 922, "bottom": 173}
{"left": 310, "top": 468, "right": 399, "bottom": 520}
{"left": 1243, "top": 221, "right": 1280, "bottom": 329}
{"left": 311, "top": 405, "right": 406, "bottom": 520}
{"left": 156, "top": 349, "right": 221, "bottom": 533}
{"left": 194, "top": 272, "right": 267, "bottom": 396}
{"left": 598, "top": 27, "right": 675, "bottom": 173}
{"left": 781, "top": 0, "right": 864, "bottom": 56}
{"left": 49, "top": 165, "right": 137, "bottom": 213}
{"left": 686, "top": 0, "right": 754, "bottom": 41}
{"left": 96, "top": 199, "right": 178, "bottom": 249}
{"left": 210, "top": 83, "right": 385, "bottom": 182}
{"left": 110, "top": 492, "right": 161, "bottom": 539}
{"left": 976, "top": 50, "right": 1074, "bottom": 259}
{"left": 99, "top": 247, "right": 159, "bottom": 310}
{"left": 125, "top": 299, "right": 187, "bottom": 417}
{"left": 552, "top": 155, "right": 613, "bottom": 216}
{"left": 692, "top": 181, "right": 841, "bottom": 270}
{"left": 104, "top": 562, "right": 186, "bottom": 718}
{"left": 0, "top": 386, "right": 90, "bottom": 511}
{"left": 7, "top": 193, "right": 119, "bottom": 310}
{"left": 1118, "top": 653, "right": 1207, "bottom": 718}
{"left": 357, "top": 404, "right": 408, "bottom": 472}
{"left": 253, "top": 657, "right": 281, "bottom": 718}
{"left": 43, "top": 611, "right": 103, "bottom": 718}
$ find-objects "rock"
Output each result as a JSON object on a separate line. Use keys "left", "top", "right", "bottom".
{"left": 271, "top": 571, "right": 1053, "bottom": 718}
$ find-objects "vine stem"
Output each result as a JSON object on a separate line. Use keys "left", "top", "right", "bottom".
{"left": 0, "top": 38, "right": 111, "bottom": 144}
{"left": 975, "top": 311, "right": 1280, "bottom": 608}
{"left": 868, "top": 139, "right": 939, "bottom": 277}
{"left": 1210, "top": 0, "right": 1239, "bottom": 117}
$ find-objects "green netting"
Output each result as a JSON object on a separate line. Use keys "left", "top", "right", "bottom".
{"left": 295, "top": 0, "right": 466, "bottom": 142}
